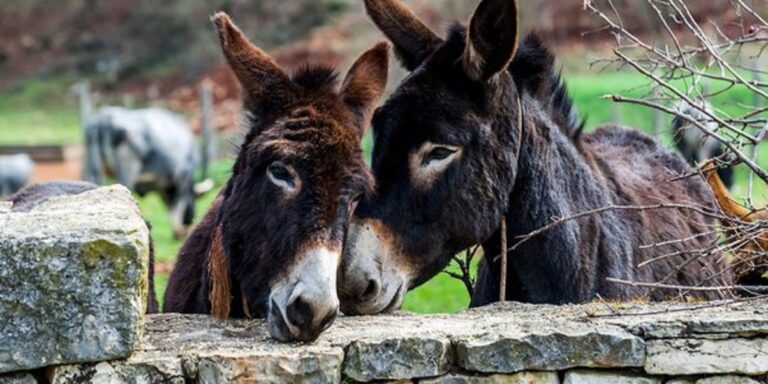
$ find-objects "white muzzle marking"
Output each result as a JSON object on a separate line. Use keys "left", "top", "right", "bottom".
{"left": 269, "top": 246, "right": 340, "bottom": 337}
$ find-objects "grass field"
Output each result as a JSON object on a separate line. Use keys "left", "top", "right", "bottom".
{"left": 2, "top": 70, "right": 766, "bottom": 313}
{"left": 0, "top": 76, "right": 82, "bottom": 145}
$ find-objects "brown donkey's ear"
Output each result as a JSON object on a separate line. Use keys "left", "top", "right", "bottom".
{"left": 211, "top": 12, "right": 293, "bottom": 108}
{"left": 364, "top": 0, "right": 442, "bottom": 71}
{"left": 463, "top": 0, "right": 519, "bottom": 82}
{"left": 208, "top": 224, "right": 231, "bottom": 319}
{"left": 340, "top": 42, "right": 390, "bottom": 130}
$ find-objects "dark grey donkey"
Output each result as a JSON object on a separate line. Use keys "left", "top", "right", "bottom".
{"left": 83, "top": 106, "right": 208, "bottom": 239}
{"left": 338, "top": 0, "right": 731, "bottom": 315}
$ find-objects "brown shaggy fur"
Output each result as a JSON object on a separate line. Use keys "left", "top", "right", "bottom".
{"left": 163, "top": 12, "right": 387, "bottom": 339}
{"left": 207, "top": 224, "right": 230, "bottom": 318}
{"left": 703, "top": 163, "right": 768, "bottom": 287}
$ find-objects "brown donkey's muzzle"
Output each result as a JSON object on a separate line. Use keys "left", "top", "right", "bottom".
{"left": 267, "top": 245, "right": 341, "bottom": 342}
{"left": 269, "top": 295, "right": 338, "bottom": 342}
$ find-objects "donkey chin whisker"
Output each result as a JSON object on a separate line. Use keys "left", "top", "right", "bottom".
{"left": 380, "top": 284, "right": 405, "bottom": 313}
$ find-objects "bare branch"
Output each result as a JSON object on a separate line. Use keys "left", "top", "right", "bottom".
{"left": 606, "top": 277, "right": 768, "bottom": 293}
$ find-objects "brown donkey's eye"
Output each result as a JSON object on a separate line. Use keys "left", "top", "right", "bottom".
{"left": 267, "top": 162, "right": 296, "bottom": 190}
{"left": 423, "top": 147, "right": 456, "bottom": 165}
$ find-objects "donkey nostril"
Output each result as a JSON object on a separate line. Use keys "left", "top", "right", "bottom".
{"left": 286, "top": 296, "right": 312, "bottom": 330}
{"left": 360, "top": 278, "right": 380, "bottom": 301}
{"left": 319, "top": 308, "right": 338, "bottom": 333}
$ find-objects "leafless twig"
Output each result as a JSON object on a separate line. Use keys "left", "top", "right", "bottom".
{"left": 606, "top": 277, "right": 768, "bottom": 293}
{"left": 443, "top": 245, "right": 480, "bottom": 297}
{"left": 585, "top": 0, "right": 768, "bottom": 295}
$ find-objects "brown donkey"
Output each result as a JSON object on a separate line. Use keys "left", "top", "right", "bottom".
{"left": 163, "top": 13, "right": 388, "bottom": 341}
{"left": 338, "top": 0, "right": 730, "bottom": 315}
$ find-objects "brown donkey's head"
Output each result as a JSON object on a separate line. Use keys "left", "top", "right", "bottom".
{"left": 339, "top": 0, "right": 524, "bottom": 315}
{"left": 211, "top": 13, "right": 387, "bottom": 340}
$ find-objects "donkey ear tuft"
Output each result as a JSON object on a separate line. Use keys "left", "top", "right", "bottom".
{"left": 211, "top": 12, "right": 293, "bottom": 108}
{"left": 208, "top": 224, "right": 231, "bottom": 319}
{"left": 364, "top": 0, "right": 442, "bottom": 71}
{"left": 340, "top": 42, "right": 390, "bottom": 131}
{"left": 463, "top": 0, "right": 519, "bottom": 81}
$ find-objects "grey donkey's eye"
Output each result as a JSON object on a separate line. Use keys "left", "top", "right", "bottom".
{"left": 423, "top": 147, "right": 457, "bottom": 165}
{"left": 267, "top": 162, "right": 297, "bottom": 191}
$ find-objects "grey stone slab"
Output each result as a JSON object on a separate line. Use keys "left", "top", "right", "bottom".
{"left": 455, "top": 322, "right": 645, "bottom": 373}
{"left": 421, "top": 371, "right": 560, "bottom": 384}
{"left": 343, "top": 337, "right": 451, "bottom": 381}
{"left": 0, "top": 185, "right": 150, "bottom": 374}
{"left": 563, "top": 369, "right": 661, "bottom": 384}
{"left": 646, "top": 338, "right": 768, "bottom": 375}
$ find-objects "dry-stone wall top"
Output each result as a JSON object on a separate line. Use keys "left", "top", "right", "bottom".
{"left": 1, "top": 185, "right": 767, "bottom": 383}
{"left": 0, "top": 185, "right": 150, "bottom": 374}
{"left": 49, "top": 301, "right": 768, "bottom": 383}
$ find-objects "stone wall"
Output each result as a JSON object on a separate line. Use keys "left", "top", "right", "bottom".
{"left": 0, "top": 185, "right": 150, "bottom": 376}
{"left": 41, "top": 301, "right": 768, "bottom": 383}
{"left": 2, "top": 186, "right": 767, "bottom": 383}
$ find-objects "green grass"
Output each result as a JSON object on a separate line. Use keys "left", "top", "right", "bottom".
{"left": 0, "top": 76, "right": 81, "bottom": 145}
{"left": 141, "top": 159, "right": 232, "bottom": 308}
{"left": 402, "top": 256, "right": 480, "bottom": 313}
{"left": 566, "top": 71, "right": 768, "bottom": 205}
{"left": 565, "top": 71, "right": 759, "bottom": 139}
{"left": 154, "top": 274, "right": 169, "bottom": 309}
{"left": 0, "top": 107, "right": 81, "bottom": 145}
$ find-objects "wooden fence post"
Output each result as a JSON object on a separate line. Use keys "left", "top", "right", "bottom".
{"left": 76, "top": 80, "right": 93, "bottom": 178}
{"left": 200, "top": 82, "right": 215, "bottom": 181}
{"left": 76, "top": 81, "right": 92, "bottom": 129}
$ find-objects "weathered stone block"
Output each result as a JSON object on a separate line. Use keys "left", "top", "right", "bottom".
{"left": 665, "top": 379, "right": 695, "bottom": 384}
{"left": 645, "top": 338, "right": 768, "bottom": 375}
{"left": 197, "top": 349, "right": 343, "bottom": 384}
{"left": 695, "top": 376, "right": 762, "bottom": 384}
{"left": 594, "top": 302, "right": 768, "bottom": 339}
{"left": 343, "top": 337, "right": 451, "bottom": 381}
{"left": 562, "top": 369, "right": 660, "bottom": 384}
{"left": 54, "top": 314, "right": 344, "bottom": 384}
{"left": 652, "top": 375, "right": 763, "bottom": 384}
{"left": 54, "top": 348, "right": 344, "bottom": 384}
{"left": 52, "top": 353, "right": 185, "bottom": 384}
{"left": 421, "top": 371, "right": 560, "bottom": 383}
{"left": 0, "top": 185, "right": 150, "bottom": 374}
{"left": 0, "top": 373, "right": 36, "bottom": 384}
{"left": 455, "top": 323, "right": 645, "bottom": 373}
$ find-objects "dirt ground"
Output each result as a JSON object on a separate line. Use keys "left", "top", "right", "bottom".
{"left": 31, "top": 158, "right": 81, "bottom": 183}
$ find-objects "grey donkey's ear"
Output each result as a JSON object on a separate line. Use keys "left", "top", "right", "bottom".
{"left": 463, "top": 0, "right": 520, "bottom": 82}
{"left": 211, "top": 12, "right": 295, "bottom": 108}
{"left": 364, "top": 0, "right": 442, "bottom": 71}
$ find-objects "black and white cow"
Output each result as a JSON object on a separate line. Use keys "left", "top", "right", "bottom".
{"left": 671, "top": 101, "right": 733, "bottom": 188}
{"left": 83, "top": 107, "right": 205, "bottom": 239}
